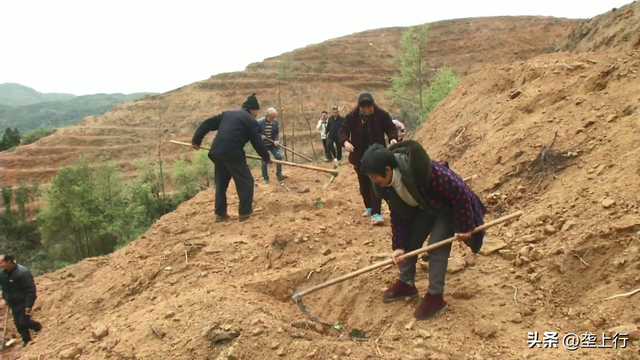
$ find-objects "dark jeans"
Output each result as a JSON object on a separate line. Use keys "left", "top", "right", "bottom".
{"left": 398, "top": 211, "right": 455, "bottom": 294}
{"left": 211, "top": 157, "right": 255, "bottom": 216}
{"left": 11, "top": 306, "right": 41, "bottom": 344}
{"left": 260, "top": 146, "right": 283, "bottom": 180}
{"left": 354, "top": 164, "right": 382, "bottom": 215}
{"left": 326, "top": 136, "right": 341, "bottom": 160}
{"left": 322, "top": 138, "right": 329, "bottom": 159}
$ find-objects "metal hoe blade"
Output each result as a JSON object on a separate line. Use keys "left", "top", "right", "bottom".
{"left": 323, "top": 174, "right": 337, "bottom": 189}
{"left": 292, "top": 292, "right": 310, "bottom": 316}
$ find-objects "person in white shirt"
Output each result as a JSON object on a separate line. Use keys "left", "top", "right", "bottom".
{"left": 392, "top": 119, "right": 406, "bottom": 141}
{"left": 316, "top": 111, "right": 329, "bottom": 161}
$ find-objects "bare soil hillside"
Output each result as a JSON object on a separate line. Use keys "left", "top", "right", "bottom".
{"left": 563, "top": 3, "right": 640, "bottom": 54}
{"left": 5, "top": 5, "right": 640, "bottom": 360}
{"left": 0, "top": 16, "right": 578, "bottom": 185}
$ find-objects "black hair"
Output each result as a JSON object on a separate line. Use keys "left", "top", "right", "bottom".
{"left": 361, "top": 144, "right": 398, "bottom": 176}
{"left": 332, "top": 107, "right": 339, "bottom": 111}
{"left": 321, "top": 110, "right": 328, "bottom": 114}
{"left": 0, "top": 250, "right": 14, "bottom": 263}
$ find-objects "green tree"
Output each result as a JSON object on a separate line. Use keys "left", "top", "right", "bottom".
{"left": 422, "top": 66, "right": 460, "bottom": 114}
{"left": 0, "top": 127, "right": 21, "bottom": 150}
{"left": 387, "top": 24, "right": 430, "bottom": 128}
{"left": 37, "top": 157, "right": 126, "bottom": 262}
{"left": 0, "top": 181, "right": 43, "bottom": 271}
{"left": 171, "top": 151, "right": 215, "bottom": 202}
{"left": 21, "top": 127, "right": 55, "bottom": 145}
{"left": 387, "top": 24, "right": 461, "bottom": 130}
{"left": 2, "top": 153, "right": 213, "bottom": 275}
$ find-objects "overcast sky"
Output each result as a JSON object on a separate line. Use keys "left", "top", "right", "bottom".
{"left": 0, "top": 0, "right": 633, "bottom": 95}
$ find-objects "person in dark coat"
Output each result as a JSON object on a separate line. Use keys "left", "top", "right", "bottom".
{"left": 338, "top": 92, "right": 398, "bottom": 225}
{"left": 324, "top": 107, "right": 344, "bottom": 161}
{"left": 191, "top": 93, "right": 272, "bottom": 222}
{"left": 0, "top": 251, "right": 42, "bottom": 347}
{"left": 360, "top": 141, "right": 487, "bottom": 321}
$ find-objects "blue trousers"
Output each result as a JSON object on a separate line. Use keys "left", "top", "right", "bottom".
{"left": 261, "top": 146, "right": 283, "bottom": 180}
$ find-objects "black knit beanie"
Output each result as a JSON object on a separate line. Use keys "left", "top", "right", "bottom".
{"left": 242, "top": 93, "right": 260, "bottom": 110}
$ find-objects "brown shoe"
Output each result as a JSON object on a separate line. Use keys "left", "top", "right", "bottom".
{"left": 414, "top": 293, "right": 448, "bottom": 320}
{"left": 382, "top": 280, "right": 419, "bottom": 303}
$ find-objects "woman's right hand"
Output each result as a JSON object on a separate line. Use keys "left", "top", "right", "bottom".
{"left": 344, "top": 141, "right": 354, "bottom": 152}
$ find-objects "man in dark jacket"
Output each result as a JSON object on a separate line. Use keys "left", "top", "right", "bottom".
{"left": 338, "top": 92, "right": 398, "bottom": 225}
{"left": 191, "top": 93, "right": 272, "bottom": 222}
{"left": 0, "top": 251, "right": 42, "bottom": 347}
{"left": 360, "top": 141, "right": 487, "bottom": 321}
{"left": 324, "top": 107, "right": 344, "bottom": 162}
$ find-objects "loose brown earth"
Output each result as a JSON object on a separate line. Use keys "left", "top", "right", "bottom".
{"left": 3, "top": 4, "right": 640, "bottom": 360}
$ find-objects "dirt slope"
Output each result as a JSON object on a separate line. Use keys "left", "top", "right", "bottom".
{"left": 0, "top": 16, "right": 579, "bottom": 185}
{"left": 5, "top": 5, "right": 640, "bottom": 360}
{"left": 563, "top": 3, "right": 640, "bottom": 54}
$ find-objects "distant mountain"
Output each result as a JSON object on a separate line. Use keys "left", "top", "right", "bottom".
{"left": 0, "top": 83, "right": 76, "bottom": 106}
{"left": 0, "top": 83, "right": 155, "bottom": 133}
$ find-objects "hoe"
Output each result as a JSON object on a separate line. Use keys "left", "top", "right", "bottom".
{"left": 291, "top": 211, "right": 524, "bottom": 316}
{"left": 169, "top": 140, "right": 339, "bottom": 188}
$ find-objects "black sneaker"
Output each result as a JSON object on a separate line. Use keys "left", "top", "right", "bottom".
{"left": 277, "top": 174, "right": 288, "bottom": 181}
{"left": 215, "top": 214, "right": 230, "bottom": 222}
{"left": 238, "top": 212, "right": 252, "bottom": 222}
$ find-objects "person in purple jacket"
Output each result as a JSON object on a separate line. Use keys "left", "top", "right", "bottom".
{"left": 360, "top": 141, "right": 487, "bottom": 320}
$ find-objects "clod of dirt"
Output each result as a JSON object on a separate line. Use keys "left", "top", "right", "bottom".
{"left": 528, "top": 248, "right": 544, "bottom": 261}
{"left": 59, "top": 346, "right": 83, "bottom": 359}
{"left": 452, "top": 288, "right": 478, "bottom": 300}
{"left": 498, "top": 250, "right": 517, "bottom": 261}
{"left": 519, "top": 245, "right": 532, "bottom": 258}
{"left": 164, "top": 310, "right": 175, "bottom": 319}
{"left": 544, "top": 224, "right": 557, "bottom": 235}
{"left": 447, "top": 257, "right": 467, "bottom": 274}
{"left": 291, "top": 319, "right": 325, "bottom": 334}
{"left": 464, "top": 254, "right": 477, "bottom": 267}
{"left": 479, "top": 238, "right": 507, "bottom": 255}
{"left": 602, "top": 197, "right": 616, "bottom": 208}
{"left": 91, "top": 322, "right": 109, "bottom": 339}
{"left": 520, "top": 234, "right": 542, "bottom": 243}
{"left": 216, "top": 342, "right": 239, "bottom": 360}
{"left": 474, "top": 320, "right": 498, "bottom": 338}
{"left": 537, "top": 214, "right": 551, "bottom": 222}
{"left": 416, "top": 328, "right": 432, "bottom": 339}
{"left": 293, "top": 235, "right": 308, "bottom": 243}
{"left": 322, "top": 248, "right": 332, "bottom": 256}
{"left": 510, "top": 313, "right": 523, "bottom": 323}
{"left": 203, "top": 325, "right": 241, "bottom": 344}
